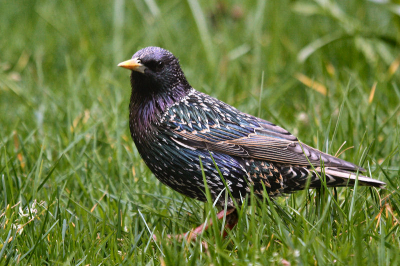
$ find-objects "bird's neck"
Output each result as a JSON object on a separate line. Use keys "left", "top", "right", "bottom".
{"left": 129, "top": 82, "right": 191, "bottom": 140}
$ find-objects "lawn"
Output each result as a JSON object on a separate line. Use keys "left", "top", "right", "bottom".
{"left": 1, "top": 0, "right": 399, "bottom": 265}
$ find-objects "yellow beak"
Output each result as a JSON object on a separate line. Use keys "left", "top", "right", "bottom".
{"left": 117, "top": 58, "right": 146, "bottom": 73}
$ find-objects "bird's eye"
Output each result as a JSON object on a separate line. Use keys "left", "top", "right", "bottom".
{"left": 157, "top": 61, "right": 164, "bottom": 69}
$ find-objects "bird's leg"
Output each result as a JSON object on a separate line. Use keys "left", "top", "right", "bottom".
{"left": 185, "top": 208, "right": 238, "bottom": 241}
{"left": 153, "top": 208, "right": 238, "bottom": 242}
{"left": 221, "top": 208, "right": 238, "bottom": 238}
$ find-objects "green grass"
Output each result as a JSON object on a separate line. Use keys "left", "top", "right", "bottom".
{"left": 1, "top": 0, "right": 400, "bottom": 264}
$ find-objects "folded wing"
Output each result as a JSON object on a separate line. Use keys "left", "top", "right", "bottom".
{"left": 162, "top": 91, "right": 364, "bottom": 172}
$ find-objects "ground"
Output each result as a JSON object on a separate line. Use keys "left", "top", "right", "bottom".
{"left": 0, "top": 0, "right": 399, "bottom": 265}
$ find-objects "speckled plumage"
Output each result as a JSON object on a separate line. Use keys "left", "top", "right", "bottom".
{"left": 120, "top": 46, "right": 385, "bottom": 207}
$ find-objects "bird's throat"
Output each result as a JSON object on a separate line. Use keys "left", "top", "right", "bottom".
{"left": 128, "top": 82, "right": 191, "bottom": 142}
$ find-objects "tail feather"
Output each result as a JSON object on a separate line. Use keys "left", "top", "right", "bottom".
{"left": 317, "top": 167, "right": 386, "bottom": 188}
{"left": 281, "top": 166, "right": 385, "bottom": 193}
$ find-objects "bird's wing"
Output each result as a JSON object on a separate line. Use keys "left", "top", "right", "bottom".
{"left": 161, "top": 91, "right": 364, "bottom": 171}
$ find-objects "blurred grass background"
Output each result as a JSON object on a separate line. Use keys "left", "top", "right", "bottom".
{"left": 1, "top": 0, "right": 400, "bottom": 264}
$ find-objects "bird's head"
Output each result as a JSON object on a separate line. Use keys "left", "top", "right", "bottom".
{"left": 118, "top": 47, "right": 190, "bottom": 101}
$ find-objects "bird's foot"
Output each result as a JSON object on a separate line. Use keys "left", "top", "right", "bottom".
{"left": 152, "top": 208, "right": 238, "bottom": 243}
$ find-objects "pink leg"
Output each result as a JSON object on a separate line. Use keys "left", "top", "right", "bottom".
{"left": 153, "top": 208, "right": 238, "bottom": 242}
{"left": 187, "top": 208, "right": 237, "bottom": 241}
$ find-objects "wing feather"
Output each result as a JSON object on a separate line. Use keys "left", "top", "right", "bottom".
{"left": 163, "top": 91, "right": 364, "bottom": 171}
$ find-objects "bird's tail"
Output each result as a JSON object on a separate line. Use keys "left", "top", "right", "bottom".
{"left": 315, "top": 167, "right": 385, "bottom": 188}
{"left": 282, "top": 166, "right": 385, "bottom": 193}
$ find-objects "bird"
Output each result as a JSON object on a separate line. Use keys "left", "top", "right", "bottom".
{"left": 118, "top": 46, "right": 385, "bottom": 240}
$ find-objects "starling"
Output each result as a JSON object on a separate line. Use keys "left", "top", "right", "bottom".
{"left": 118, "top": 46, "right": 385, "bottom": 239}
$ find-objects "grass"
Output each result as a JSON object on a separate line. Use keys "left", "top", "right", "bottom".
{"left": 1, "top": 0, "right": 399, "bottom": 264}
